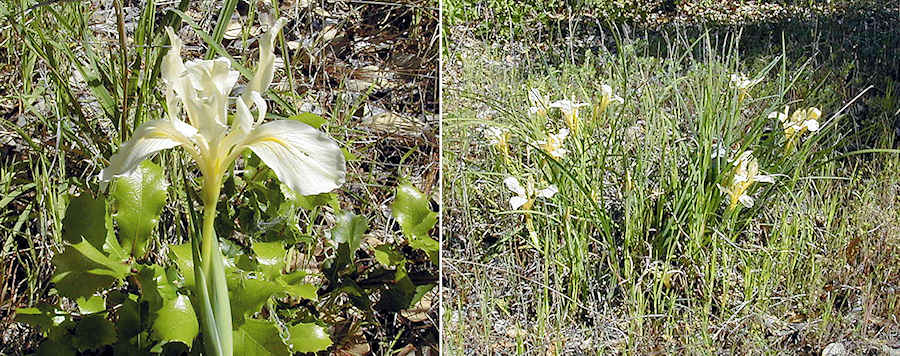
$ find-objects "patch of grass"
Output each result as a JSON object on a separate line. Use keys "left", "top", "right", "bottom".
{"left": 442, "top": 18, "right": 899, "bottom": 354}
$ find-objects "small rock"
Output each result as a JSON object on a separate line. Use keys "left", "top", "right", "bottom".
{"left": 822, "top": 342, "right": 848, "bottom": 356}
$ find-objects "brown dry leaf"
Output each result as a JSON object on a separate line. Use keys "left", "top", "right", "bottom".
{"left": 400, "top": 289, "right": 435, "bottom": 323}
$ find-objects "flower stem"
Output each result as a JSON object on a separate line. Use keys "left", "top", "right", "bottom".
{"left": 194, "top": 179, "right": 233, "bottom": 356}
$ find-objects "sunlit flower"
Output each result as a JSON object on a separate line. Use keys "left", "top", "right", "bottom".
{"left": 717, "top": 150, "right": 775, "bottom": 209}
{"left": 549, "top": 99, "right": 588, "bottom": 134}
{"left": 730, "top": 73, "right": 761, "bottom": 102}
{"left": 528, "top": 88, "right": 550, "bottom": 117}
{"left": 482, "top": 125, "right": 510, "bottom": 157}
{"left": 504, "top": 176, "right": 557, "bottom": 210}
{"left": 768, "top": 105, "right": 821, "bottom": 151}
{"left": 100, "top": 19, "right": 346, "bottom": 201}
{"left": 596, "top": 84, "right": 624, "bottom": 114}
{"left": 535, "top": 128, "right": 568, "bottom": 159}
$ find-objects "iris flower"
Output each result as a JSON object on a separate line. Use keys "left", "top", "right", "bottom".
{"left": 596, "top": 84, "right": 623, "bottom": 114}
{"left": 730, "top": 73, "right": 761, "bottom": 102}
{"left": 99, "top": 20, "right": 346, "bottom": 356}
{"left": 528, "top": 88, "right": 550, "bottom": 117}
{"left": 768, "top": 105, "right": 821, "bottom": 152}
{"left": 717, "top": 150, "right": 774, "bottom": 209}
{"left": 482, "top": 126, "right": 510, "bottom": 157}
{"left": 549, "top": 99, "right": 588, "bottom": 134}
{"left": 536, "top": 128, "right": 569, "bottom": 159}
{"left": 504, "top": 176, "right": 557, "bottom": 210}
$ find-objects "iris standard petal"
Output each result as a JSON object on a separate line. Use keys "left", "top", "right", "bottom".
{"left": 241, "top": 120, "right": 346, "bottom": 196}
{"left": 99, "top": 120, "right": 196, "bottom": 181}
{"left": 244, "top": 18, "right": 287, "bottom": 102}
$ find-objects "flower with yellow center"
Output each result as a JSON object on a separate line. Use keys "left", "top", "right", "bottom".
{"left": 536, "top": 128, "right": 568, "bottom": 159}
{"left": 717, "top": 150, "right": 775, "bottom": 209}
{"left": 596, "top": 84, "right": 624, "bottom": 114}
{"left": 730, "top": 73, "right": 761, "bottom": 102}
{"left": 768, "top": 105, "right": 821, "bottom": 152}
{"left": 549, "top": 99, "right": 588, "bottom": 134}
{"left": 528, "top": 88, "right": 550, "bottom": 117}
{"left": 99, "top": 20, "right": 345, "bottom": 356}
{"left": 504, "top": 176, "right": 557, "bottom": 211}
{"left": 482, "top": 125, "right": 510, "bottom": 157}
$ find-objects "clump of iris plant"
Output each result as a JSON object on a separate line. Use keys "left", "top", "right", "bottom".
{"left": 717, "top": 150, "right": 774, "bottom": 209}
{"left": 99, "top": 20, "right": 346, "bottom": 356}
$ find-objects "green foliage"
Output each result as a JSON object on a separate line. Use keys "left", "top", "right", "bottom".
{"left": 391, "top": 183, "right": 439, "bottom": 263}
{"left": 111, "top": 160, "right": 169, "bottom": 257}
{"left": 287, "top": 323, "right": 333, "bottom": 353}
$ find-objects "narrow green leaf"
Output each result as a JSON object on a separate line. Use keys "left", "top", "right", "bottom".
{"left": 111, "top": 160, "right": 169, "bottom": 257}
{"left": 286, "top": 323, "right": 332, "bottom": 353}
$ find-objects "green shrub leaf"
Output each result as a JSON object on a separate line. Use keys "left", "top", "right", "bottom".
{"left": 391, "top": 183, "right": 438, "bottom": 262}
{"left": 51, "top": 240, "right": 129, "bottom": 299}
{"left": 233, "top": 319, "right": 290, "bottom": 356}
{"left": 111, "top": 160, "right": 168, "bottom": 257}
{"left": 72, "top": 314, "right": 117, "bottom": 352}
{"left": 151, "top": 294, "right": 198, "bottom": 347}
{"left": 61, "top": 194, "right": 107, "bottom": 250}
{"left": 287, "top": 323, "right": 332, "bottom": 353}
{"left": 331, "top": 211, "right": 368, "bottom": 253}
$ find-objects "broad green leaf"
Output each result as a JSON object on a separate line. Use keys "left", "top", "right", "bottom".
{"left": 51, "top": 240, "right": 129, "bottom": 299}
{"left": 111, "top": 160, "right": 169, "bottom": 257}
{"left": 76, "top": 295, "right": 106, "bottom": 314}
{"left": 233, "top": 319, "right": 290, "bottom": 356}
{"left": 115, "top": 295, "right": 141, "bottom": 340}
{"left": 286, "top": 323, "right": 332, "bottom": 353}
{"left": 251, "top": 241, "right": 285, "bottom": 279}
{"left": 72, "top": 314, "right": 117, "bottom": 352}
{"left": 374, "top": 244, "right": 406, "bottom": 268}
{"left": 14, "top": 303, "right": 65, "bottom": 332}
{"left": 376, "top": 266, "right": 417, "bottom": 312}
{"left": 229, "top": 277, "right": 281, "bottom": 326}
{"left": 36, "top": 339, "right": 76, "bottom": 356}
{"left": 280, "top": 282, "right": 318, "bottom": 301}
{"left": 290, "top": 112, "right": 326, "bottom": 129}
{"left": 61, "top": 194, "right": 107, "bottom": 250}
{"left": 151, "top": 294, "right": 199, "bottom": 347}
{"left": 330, "top": 211, "right": 367, "bottom": 253}
{"left": 169, "top": 243, "right": 195, "bottom": 288}
{"left": 391, "top": 183, "right": 438, "bottom": 262}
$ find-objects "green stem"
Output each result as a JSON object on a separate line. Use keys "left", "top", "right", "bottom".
{"left": 194, "top": 179, "right": 233, "bottom": 356}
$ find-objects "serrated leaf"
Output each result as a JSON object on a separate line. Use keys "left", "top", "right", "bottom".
{"left": 280, "top": 281, "right": 318, "bottom": 301}
{"left": 76, "top": 295, "right": 106, "bottom": 314}
{"left": 290, "top": 112, "right": 326, "bottom": 129}
{"left": 61, "top": 194, "right": 107, "bottom": 250}
{"left": 251, "top": 241, "right": 285, "bottom": 279}
{"left": 374, "top": 244, "right": 406, "bottom": 268}
{"left": 51, "top": 240, "right": 129, "bottom": 299}
{"left": 111, "top": 160, "right": 169, "bottom": 257}
{"left": 72, "top": 314, "right": 117, "bottom": 352}
{"left": 115, "top": 296, "right": 141, "bottom": 340}
{"left": 391, "top": 183, "right": 438, "bottom": 262}
{"left": 330, "top": 211, "right": 367, "bottom": 253}
{"left": 287, "top": 323, "right": 332, "bottom": 353}
{"left": 151, "top": 294, "right": 198, "bottom": 347}
{"left": 14, "top": 303, "right": 65, "bottom": 332}
{"left": 233, "top": 319, "right": 290, "bottom": 356}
